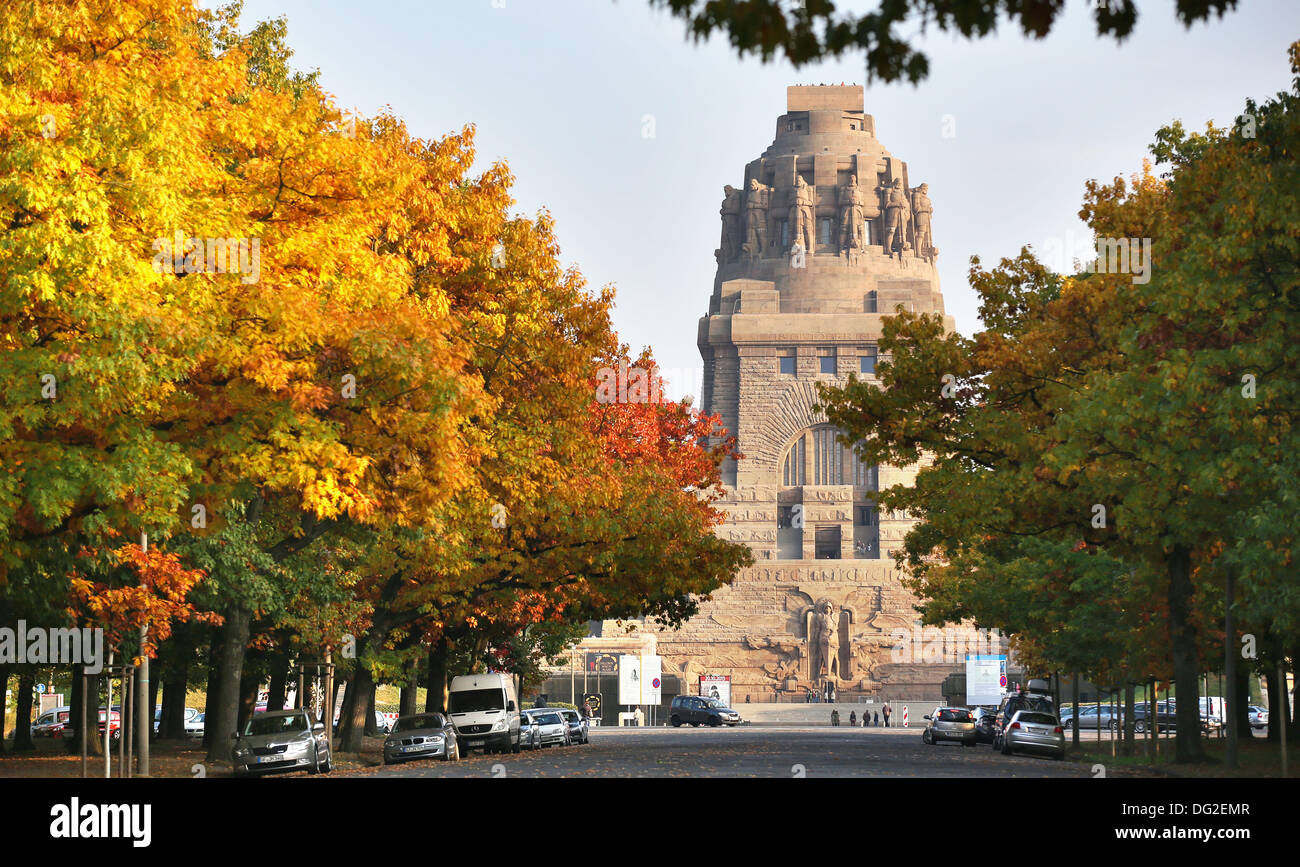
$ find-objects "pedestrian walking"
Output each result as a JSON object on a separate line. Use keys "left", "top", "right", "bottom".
{"left": 831, "top": 709, "right": 840, "bottom": 726}
{"left": 874, "top": 711, "right": 880, "bottom": 726}
{"left": 883, "top": 702, "right": 892, "bottom": 727}
{"left": 849, "top": 711, "right": 857, "bottom": 726}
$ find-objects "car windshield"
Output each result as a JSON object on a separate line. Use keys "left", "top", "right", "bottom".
{"left": 448, "top": 688, "right": 504, "bottom": 714}
{"left": 537, "top": 713, "right": 562, "bottom": 725}
{"left": 244, "top": 713, "right": 310, "bottom": 736}
{"left": 393, "top": 714, "right": 443, "bottom": 733}
{"left": 1017, "top": 713, "right": 1057, "bottom": 725}
{"left": 705, "top": 699, "right": 726, "bottom": 709}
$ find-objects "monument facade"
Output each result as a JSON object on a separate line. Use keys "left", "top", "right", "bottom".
{"left": 650, "top": 85, "right": 979, "bottom": 703}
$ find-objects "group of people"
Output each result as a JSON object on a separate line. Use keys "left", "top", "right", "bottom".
{"left": 831, "top": 703, "right": 894, "bottom": 727}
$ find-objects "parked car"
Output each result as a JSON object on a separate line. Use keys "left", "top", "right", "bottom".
{"left": 154, "top": 706, "right": 204, "bottom": 737}
{"left": 557, "top": 708, "right": 589, "bottom": 745}
{"left": 32, "top": 707, "right": 72, "bottom": 738}
{"left": 447, "top": 672, "right": 521, "bottom": 754}
{"left": 922, "top": 707, "right": 976, "bottom": 747}
{"left": 1065, "top": 705, "right": 1123, "bottom": 732}
{"left": 992, "top": 687, "right": 1055, "bottom": 751}
{"left": 1132, "top": 703, "right": 1178, "bottom": 734}
{"left": 971, "top": 707, "right": 999, "bottom": 744}
{"left": 230, "top": 710, "right": 331, "bottom": 777}
{"left": 382, "top": 712, "right": 458, "bottom": 764}
{"left": 1248, "top": 705, "right": 1269, "bottom": 730}
{"left": 518, "top": 711, "right": 542, "bottom": 750}
{"left": 530, "top": 711, "right": 570, "bottom": 747}
{"left": 668, "top": 695, "right": 742, "bottom": 727}
{"left": 97, "top": 707, "right": 122, "bottom": 742}
{"left": 1000, "top": 710, "right": 1065, "bottom": 759}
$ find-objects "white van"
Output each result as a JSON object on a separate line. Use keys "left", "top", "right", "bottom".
{"left": 447, "top": 673, "right": 520, "bottom": 754}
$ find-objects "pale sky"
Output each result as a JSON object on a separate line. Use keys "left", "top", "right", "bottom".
{"left": 222, "top": 0, "right": 1296, "bottom": 401}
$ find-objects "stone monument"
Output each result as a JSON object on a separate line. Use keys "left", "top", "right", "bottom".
{"left": 645, "top": 85, "right": 985, "bottom": 703}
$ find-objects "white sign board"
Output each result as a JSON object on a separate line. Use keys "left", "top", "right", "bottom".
{"left": 618, "top": 654, "right": 642, "bottom": 705}
{"left": 700, "top": 674, "right": 731, "bottom": 706}
{"left": 966, "top": 654, "right": 1007, "bottom": 706}
{"left": 619, "top": 654, "right": 663, "bottom": 705}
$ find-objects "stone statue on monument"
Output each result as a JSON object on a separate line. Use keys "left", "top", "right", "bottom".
{"left": 837, "top": 174, "right": 866, "bottom": 259}
{"left": 742, "top": 178, "right": 770, "bottom": 260}
{"left": 881, "top": 178, "right": 909, "bottom": 260}
{"left": 809, "top": 599, "right": 841, "bottom": 681}
{"left": 716, "top": 184, "right": 742, "bottom": 264}
{"left": 910, "top": 182, "right": 935, "bottom": 263}
{"left": 789, "top": 176, "right": 816, "bottom": 256}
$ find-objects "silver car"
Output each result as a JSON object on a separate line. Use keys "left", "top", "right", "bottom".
{"left": 383, "top": 712, "right": 459, "bottom": 764}
{"left": 231, "top": 710, "right": 332, "bottom": 777}
{"left": 558, "top": 708, "right": 590, "bottom": 745}
{"left": 921, "top": 707, "right": 976, "bottom": 747}
{"left": 519, "top": 712, "right": 542, "bottom": 750}
{"left": 1248, "top": 705, "right": 1269, "bottom": 730}
{"left": 1000, "top": 710, "right": 1065, "bottom": 759}
{"left": 531, "top": 710, "right": 570, "bottom": 747}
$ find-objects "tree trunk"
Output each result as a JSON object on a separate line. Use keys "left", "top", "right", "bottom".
{"left": 160, "top": 657, "right": 189, "bottom": 740}
{"left": 201, "top": 631, "right": 219, "bottom": 750}
{"left": 265, "top": 649, "right": 289, "bottom": 713}
{"left": 77, "top": 670, "right": 103, "bottom": 757}
{"left": 0, "top": 663, "right": 10, "bottom": 754}
{"left": 338, "top": 667, "right": 373, "bottom": 753}
{"left": 1289, "top": 648, "right": 1300, "bottom": 743}
{"left": 205, "top": 605, "right": 251, "bottom": 763}
{"left": 1123, "top": 681, "right": 1136, "bottom": 756}
{"left": 425, "top": 638, "right": 449, "bottom": 712}
{"left": 236, "top": 663, "right": 259, "bottom": 733}
{"left": 147, "top": 659, "right": 161, "bottom": 743}
{"left": 1071, "top": 673, "right": 1080, "bottom": 748}
{"left": 1266, "top": 663, "right": 1283, "bottom": 741}
{"left": 399, "top": 675, "right": 417, "bottom": 718}
{"left": 1167, "top": 545, "right": 1206, "bottom": 762}
{"left": 13, "top": 669, "right": 36, "bottom": 751}
{"left": 1234, "top": 667, "right": 1252, "bottom": 739}
{"left": 364, "top": 682, "right": 379, "bottom": 736}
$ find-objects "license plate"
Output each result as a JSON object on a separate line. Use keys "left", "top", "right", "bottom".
{"left": 256, "top": 756, "right": 277, "bottom": 764}
{"left": 467, "top": 740, "right": 483, "bottom": 747}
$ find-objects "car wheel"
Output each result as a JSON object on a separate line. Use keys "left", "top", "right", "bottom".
{"left": 670, "top": 715, "right": 681, "bottom": 727}
{"left": 1109, "top": 721, "right": 1118, "bottom": 733}
{"left": 1063, "top": 720, "right": 1072, "bottom": 730}
{"left": 1001, "top": 739, "right": 1012, "bottom": 756}
{"left": 708, "top": 716, "right": 721, "bottom": 727}
{"left": 1135, "top": 720, "right": 1146, "bottom": 734}
{"left": 512, "top": 737, "right": 521, "bottom": 754}
{"left": 320, "top": 754, "right": 332, "bottom": 774}
{"left": 309, "top": 748, "right": 320, "bottom": 774}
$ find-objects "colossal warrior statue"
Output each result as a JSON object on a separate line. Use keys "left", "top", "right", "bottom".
{"left": 910, "top": 183, "right": 935, "bottom": 263}
{"left": 716, "top": 184, "right": 742, "bottom": 264}
{"left": 837, "top": 173, "right": 866, "bottom": 257}
{"left": 810, "top": 599, "right": 841, "bottom": 681}
{"left": 881, "top": 178, "right": 910, "bottom": 259}
{"left": 789, "top": 175, "right": 816, "bottom": 255}
{"left": 742, "top": 178, "right": 770, "bottom": 259}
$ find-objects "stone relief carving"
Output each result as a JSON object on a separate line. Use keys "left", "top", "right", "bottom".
{"left": 910, "top": 182, "right": 936, "bottom": 263}
{"left": 837, "top": 174, "right": 867, "bottom": 261}
{"left": 716, "top": 184, "right": 742, "bottom": 264}
{"left": 742, "top": 178, "right": 770, "bottom": 260}
{"left": 881, "top": 178, "right": 910, "bottom": 260}
{"left": 788, "top": 175, "right": 816, "bottom": 256}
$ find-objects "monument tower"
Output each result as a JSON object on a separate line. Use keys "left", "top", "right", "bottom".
{"left": 650, "top": 85, "right": 976, "bottom": 703}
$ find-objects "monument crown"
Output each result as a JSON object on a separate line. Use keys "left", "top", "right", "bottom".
{"left": 786, "top": 84, "right": 864, "bottom": 112}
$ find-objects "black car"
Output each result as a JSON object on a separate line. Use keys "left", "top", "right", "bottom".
{"left": 971, "top": 706, "right": 999, "bottom": 744}
{"left": 1132, "top": 703, "right": 1181, "bottom": 734}
{"left": 669, "top": 695, "right": 742, "bottom": 727}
